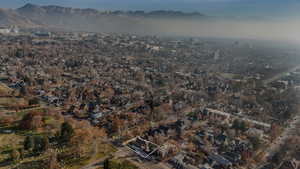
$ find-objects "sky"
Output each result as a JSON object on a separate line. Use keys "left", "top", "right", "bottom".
{"left": 1, "top": 0, "right": 300, "bottom": 18}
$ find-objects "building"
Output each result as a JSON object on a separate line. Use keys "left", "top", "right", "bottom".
{"left": 10, "top": 26, "right": 19, "bottom": 34}
{"left": 0, "top": 27, "right": 10, "bottom": 34}
{"left": 0, "top": 26, "right": 19, "bottom": 34}
{"left": 279, "top": 159, "right": 300, "bottom": 169}
{"left": 208, "top": 154, "right": 232, "bottom": 168}
{"left": 35, "top": 31, "right": 52, "bottom": 38}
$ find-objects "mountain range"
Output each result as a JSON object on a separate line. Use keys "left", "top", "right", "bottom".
{"left": 0, "top": 3, "right": 206, "bottom": 32}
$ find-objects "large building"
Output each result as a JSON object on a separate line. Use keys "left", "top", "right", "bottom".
{"left": 0, "top": 27, "right": 10, "bottom": 34}
{"left": 0, "top": 26, "right": 19, "bottom": 34}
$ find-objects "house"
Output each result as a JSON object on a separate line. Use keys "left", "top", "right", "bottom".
{"left": 215, "top": 133, "right": 228, "bottom": 145}
{"left": 169, "top": 153, "right": 186, "bottom": 169}
{"left": 205, "top": 108, "right": 231, "bottom": 121}
{"left": 91, "top": 119, "right": 100, "bottom": 125}
{"left": 91, "top": 112, "right": 103, "bottom": 119}
{"left": 35, "top": 31, "right": 52, "bottom": 37}
{"left": 169, "top": 153, "right": 198, "bottom": 169}
{"left": 246, "top": 128, "right": 264, "bottom": 139}
{"left": 222, "top": 152, "right": 241, "bottom": 164}
{"left": 126, "top": 137, "right": 159, "bottom": 160}
{"left": 208, "top": 154, "right": 232, "bottom": 168}
{"left": 279, "top": 159, "right": 300, "bottom": 169}
{"left": 1, "top": 129, "right": 13, "bottom": 134}
{"left": 10, "top": 26, "right": 19, "bottom": 34}
{"left": 196, "top": 130, "right": 214, "bottom": 142}
{"left": 157, "top": 143, "right": 177, "bottom": 159}
{"left": 9, "top": 81, "right": 25, "bottom": 89}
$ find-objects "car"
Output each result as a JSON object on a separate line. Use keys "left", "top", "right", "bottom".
{"left": 2, "top": 130, "right": 13, "bottom": 134}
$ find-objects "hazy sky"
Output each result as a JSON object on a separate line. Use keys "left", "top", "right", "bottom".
{"left": 2, "top": 0, "right": 300, "bottom": 18}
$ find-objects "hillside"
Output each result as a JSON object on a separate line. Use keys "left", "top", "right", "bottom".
{"left": 0, "top": 8, "right": 37, "bottom": 27}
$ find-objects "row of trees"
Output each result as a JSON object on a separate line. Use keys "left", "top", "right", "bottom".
{"left": 8, "top": 136, "right": 50, "bottom": 163}
{"left": 9, "top": 122, "right": 74, "bottom": 163}
{"left": 104, "top": 158, "right": 138, "bottom": 169}
{"left": 24, "top": 135, "right": 50, "bottom": 154}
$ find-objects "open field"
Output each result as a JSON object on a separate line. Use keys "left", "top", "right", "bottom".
{"left": 0, "top": 83, "right": 13, "bottom": 97}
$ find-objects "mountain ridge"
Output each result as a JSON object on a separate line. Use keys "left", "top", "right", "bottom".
{"left": 0, "top": 3, "right": 208, "bottom": 32}
{"left": 16, "top": 3, "right": 206, "bottom": 18}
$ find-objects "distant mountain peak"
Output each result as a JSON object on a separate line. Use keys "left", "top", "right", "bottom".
{"left": 19, "top": 3, "right": 40, "bottom": 9}
{"left": 18, "top": 3, "right": 45, "bottom": 14}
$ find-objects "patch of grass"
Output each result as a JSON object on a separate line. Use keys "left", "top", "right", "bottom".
{"left": 43, "top": 116, "right": 55, "bottom": 125}
{"left": 0, "top": 145, "right": 13, "bottom": 154}
{"left": 64, "top": 156, "right": 92, "bottom": 169}
{"left": 107, "top": 159, "right": 139, "bottom": 169}
{"left": 186, "top": 111, "right": 197, "bottom": 116}
{"left": 0, "top": 125, "right": 18, "bottom": 131}
{"left": 64, "top": 143, "right": 117, "bottom": 169}
{"left": 0, "top": 83, "right": 13, "bottom": 96}
{"left": 0, "top": 134, "right": 23, "bottom": 149}
{"left": 0, "top": 133, "right": 24, "bottom": 164}
{"left": 16, "top": 107, "right": 47, "bottom": 118}
{"left": 98, "top": 143, "right": 117, "bottom": 155}
{"left": 17, "top": 130, "right": 48, "bottom": 137}
{"left": 0, "top": 98, "right": 27, "bottom": 108}
{"left": 12, "top": 158, "right": 45, "bottom": 169}
{"left": 94, "top": 152, "right": 106, "bottom": 160}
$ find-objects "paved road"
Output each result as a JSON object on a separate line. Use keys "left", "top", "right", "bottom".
{"left": 81, "top": 157, "right": 107, "bottom": 169}
{"left": 265, "top": 113, "right": 300, "bottom": 158}
{"left": 256, "top": 112, "right": 300, "bottom": 169}
{"left": 263, "top": 64, "right": 300, "bottom": 85}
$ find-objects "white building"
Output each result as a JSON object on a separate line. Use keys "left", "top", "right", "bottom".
{"left": 0, "top": 26, "right": 19, "bottom": 34}
{"left": 0, "top": 27, "right": 10, "bottom": 34}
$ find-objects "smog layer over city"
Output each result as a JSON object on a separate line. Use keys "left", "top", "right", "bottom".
{"left": 0, "top": 0, "right": 299, "bottom": 169}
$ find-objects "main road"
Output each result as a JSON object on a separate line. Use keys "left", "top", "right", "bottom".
{"left": 263, "top": 64, "right": 300, "bottom": 85}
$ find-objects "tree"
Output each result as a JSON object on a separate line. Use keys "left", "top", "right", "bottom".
{"left": 19, "top": 112, "right": 43, "bottom": 130}
{"left": 29, "top": 97, "right": 40, "bottom": 105}
{"left": 241, "top": 150, "right": 252, "bottom": 163}
{"left": 33, "top": 136, "right": 43, "bottom": 154}
{"left": 271, "top": 150, "right": 287, "bottom": 165}
{"left": 19, "top": 86, "right": 28, "bottom": 96}
{"left": 10, "top": 149, "right": 20, "bottom": 162}
{"left": 60, "top": 122, "right": 74, "bottom": 144}
{"left": 232, "top": 119, "right": 248, "bottom": 132}
{"left": 174, "top": 120, "right": 184, "bottom": 139}
{"left": 41, "top": 136, "right": 50, "bottom": 152}
{"left": 24, "top": 136, "right": 34, "bottom": 150}
{"left": 249, "top": 136, "right": 262, "bottom": 151}
{"left": 270, "top": 123, "right": 281, "bottom": 142}
{"left": 45, "top": 149, "right": 60, "bottom": 169}
{"left": 145, "top": 92, "right": 155, "bottom": 120}
{"left": 15, "top": 48, "right": 24, "bottom": 58}
{"left": 103, "top": 158, "right": 110, "bottom": 169}
{"left": 111, "top": 118, "right": 124, "bottom": 136}
{"left": 19, "top": 148, "right": 25, "bottom": 160}
{"left": 32, "top": 136, "right": 49, "bottom": 154}
{"left": 69, "top": 128, "right": 94, "bottom": 158}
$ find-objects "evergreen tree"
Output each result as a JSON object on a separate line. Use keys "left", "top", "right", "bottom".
{"left": 19, "top": 86, "right": 27, "bottom": 96}
{"left": 19, "top": 148, "right": 25, "bottom": 160}
{"left": 103, "top": 158, "right": 110, "bottom": 169}
{"left": 33, "top": 136, "right": 43, "bottom": 154}
{"left": 41, "top": 136, "right": 50, "bottom": 151}
{"left": 24, "top": 136, "right": 34, "bottom": 150}
{"left": 60, "top": 122, "right": 74, "bottom": 144}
